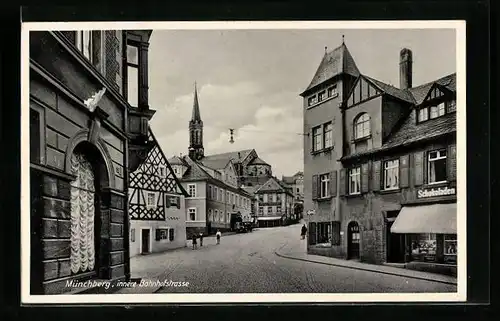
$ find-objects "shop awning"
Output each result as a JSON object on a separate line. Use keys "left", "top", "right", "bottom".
{"left": 257, "top": 216, "right": 282, "bottom": 221}
{"left": 391, "top": 203, "right": 457, "bottom": 234}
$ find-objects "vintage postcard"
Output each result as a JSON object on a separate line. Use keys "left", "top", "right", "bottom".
{"left": 21, "top": 20, "right": 466, "bottom": 304}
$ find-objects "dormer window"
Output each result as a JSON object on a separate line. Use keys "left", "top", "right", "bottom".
{"left": 328, "top": 85, "right": 338, "bottom": 98}
{"left": 430, "top": 102, "right": 445, "bottom": 119}
{"left": 447, "top": 99, "right": 457, "bottom": 113}
{"left": 126, "top": 43, "right": 139, "bottom": 107}
{"left": 418, "top": 107, "right": 429, "bottom": 122}
{"left": 354, "top": 113, "right": 371, "bottom": 140}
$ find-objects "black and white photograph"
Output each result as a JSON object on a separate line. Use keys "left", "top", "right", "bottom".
{"left": 21, "top": 21, "right": 466, "bottom": 304}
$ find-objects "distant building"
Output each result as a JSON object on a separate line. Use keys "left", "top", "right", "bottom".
{"left": 254, "top": 177, "right": 295, "bottom": 227}
{"left": 128, "top": 128, "right": 188, "bottom": 257}
{"left": 282, "top": 171, "right": 304, "bottom": 221}
{"left": 302, "top": 40, "right": 457, "bottom": 275}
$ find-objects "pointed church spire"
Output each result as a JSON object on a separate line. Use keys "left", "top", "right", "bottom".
{"left": 342, "top": 34, "right": 345, "bottom": 44}
{"left": 192, "top": 81, "right": 201, "bottom": 121}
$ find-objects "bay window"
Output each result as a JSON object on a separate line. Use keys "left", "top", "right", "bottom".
{"left": 126, "top": 43, "right": 139, "bottom": 107}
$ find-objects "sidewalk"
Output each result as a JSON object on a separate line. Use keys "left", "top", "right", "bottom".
{"left": 275, "top": 247, "right": 457, "bottom": 286}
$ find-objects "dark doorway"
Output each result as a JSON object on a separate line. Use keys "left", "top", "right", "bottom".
{"left": 386, "top": 221, "right": 405, "bottom": 263}
{"left": 347, "top": 221, "right": 360, "bottom": 260}
{"left": 141, "top": 229, "right": 150, "bottom": 254}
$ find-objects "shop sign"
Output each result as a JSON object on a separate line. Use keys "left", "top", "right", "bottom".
{"left": 417, "top": 186, "right": 456, "bottom": 199}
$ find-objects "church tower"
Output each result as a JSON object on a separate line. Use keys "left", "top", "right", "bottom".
{"left": 188, "top": 82, "right": 204, "bottom": 160}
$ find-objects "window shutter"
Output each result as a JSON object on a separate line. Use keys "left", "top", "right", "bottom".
{"left": 155, "top": 229, "right": 161, "bottom": 241}
{"left": 372, "top": 160, "right": 381, "bottom": 191}
{"left": 448, "top": 144, "right": 457, "bottom": 181}
{"left": 312, "top": 175, "right": 318, "bottom": 200}
{"left": 309, "top": 222, "right": 317, "bottom": 245}
{"left": 400, "top": 155, "right": 409, "bottom": 188}
{"left": 176, "top": 197, "right": 181, "bottom": 209}
{"left": 331, "top": 221, "right": 341, "bottom": 245}
{"left": 165, "top": 196, "right": 171, "bottom": 208}
{"left": 414, "top": 152, "right": 424, "bottom": 186}
{"left": 330, "top": 171, "right": 337, "bottom": 197}
{"left": 361, "top": 163, "right": 369, "bottom": 193}
{"left": 339, "top": 169, "right": 346, "bottom": 196}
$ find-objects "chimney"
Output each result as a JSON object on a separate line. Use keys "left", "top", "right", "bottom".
{"left": 399, "top": 48, "right": 413, "bottom": 89}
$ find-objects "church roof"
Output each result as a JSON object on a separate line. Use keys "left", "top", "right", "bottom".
{"left": 199, "top": 158, "right": 231, "bottom": 170}
{"left": 202, "top": 149, "right": 254, "bottom": 165}
{"left": 191, "top": 83, "right": 201, "bottom": 121}
{"left": 248, "top": 156, "right": 270, "bottom": 166}
{"left": 302, "top": 43, "right": 360, "bottom": 95}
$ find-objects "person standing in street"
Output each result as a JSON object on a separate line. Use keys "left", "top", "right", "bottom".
{"left": 301, "top": 224, "right": 307, "bottom": 240}
{"left": 216, "top": 229, "right": 221, "bottom": 245}
{"left": 192, "top": 233, "right": 198, "bottom": 250}
{"left": 199, "top": 232, "right": 204, "bottom": 247}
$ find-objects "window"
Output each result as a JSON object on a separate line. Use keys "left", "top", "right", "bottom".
{"left": 430, "top": 102, "right": 446, "bottom": 119}
{"left": 75, "top": 31, "right": 92, "bottom": 61}
{"left": 208, "top": 209, "right": 213, "bottom": 221}
{"left": 410, "top": 233, "right": 437, "bottom": 262}
{"left": 277, "top": 206, "right": 282, "bottom": 213}
{"left": 233, "top": 193, "right": 236, "bottom": 205}
{"left": 169, "top": 228, "right": 175, "bottom": 241}
{"left": 297, "top": 188, "right": 299, "bottom": 193}
{"left": 259, "top": 206, "right": 264, "bottom": 215}
{"left": 354, "top": 113, "right": 371, "bottom": 139}
{"left": 323, "top": 122, "right": 333, "bottom": 148}
{"left": 214, "top": 210, "right": 218, "bottom": 222}
{"left": 349, "top": 167, "right": 361, "bottom": 195}
{"left": 276, "top": 194, "right": 281, "bottom": 202}
{"left": 308, "top": 95, "right": 318, "bottom": 106}
{"left": 383, "top": 159, "right": 399, "bottom": 190}
{"left": 231, "top": 193, "right": 234, "bottom": 204}
{"left": 156, "top": 228, "right": 169, "bottom": 241}
{"left": 126, "top": 44, "right": 139, "bottom": 107}
{"left": 258, "top": 194, "right": 264, "bottom": 202}
{"left": 428, "top": 149, "right": 447, "bottom": 184}
{"left": 312, "top": 126, "right": 322, "bottom": 151}
{"left": 208, "top": 186, "right": 212, "bottom": 199}
{"left": 131, "top": 228, "right": 135, "bottom": 243}
{"left": 320, "top": 173, "right": 330, "bottom": 198}
{"left": 418, "top": 107, "right": 429, "bottom": 122}
{"left": 188, "top": 208, "right": 196, "bottom": 221}
{"left": 226, "top": 191, "right": 229, "bottom": 203}
{"left": 212, "top": 186, "right": 217, "bottom": 200}
{"left": 318, "top": 91, "right": 326, "bottom": 102}
{"left": 220, "top": 189, "right": 224, "bottom": 202}
{"left": 317, "top": 222, "right": 332, "bottom": 244}
{"left": 267, "top": 206, "right": 273, "bottom": 214}
{"left": 328, "top": 85, "right": 338, "bottom": 97}
{"left": 444, "top": 234, "right": 457, "bottom": 264}
{"left": 158, "top": 165, "right": 166, "bottom": 178}
{"left": 188, "top": 184, "right": 196, "bottom": 197}
{"left": 146, "top": 192, "right": 156, "bottom": 208}
{"left": 447, "top": 99, "right": 456, "bottom": 113}
{"left": 30, "top": 108, "right": 41, "bottom": 164}
{"left": 167, "top": 195, "right": 179, "bottom": 208}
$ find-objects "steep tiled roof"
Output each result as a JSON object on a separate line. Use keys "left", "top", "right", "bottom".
{"left": 241, "top": 185, "right": 259, "bottom": 196}
{"left": 167, "top": 155, "right": 187, "bottom": 166}
{"left": 199, "top": 158, "right": 230, "bottom": 170}
{"left": 303, "top": 43, "right": 360, "bottom": 94}
{"left": 248, "top": 156, "right": 270, "bottom": 166}
{"left": 201, "top": 149, "right": 254, "bottom": 165}
{"left": 364, "top": 75, "right": 416, "bottom": 104}
{"left": 409, "top": 73, "right": 456, "bottom": 105}
{"left": 180, "top": 156, "right": 212, "bottom": 181}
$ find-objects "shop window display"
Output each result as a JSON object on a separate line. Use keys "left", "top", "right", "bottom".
{"left": 410, "top": 234, "right": 437, "bottom": 262}
{"left": 444, "top": 234, "right": 457, "bottom": 264}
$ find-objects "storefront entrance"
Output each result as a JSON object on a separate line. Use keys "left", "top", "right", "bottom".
{"left": 347, "top": 221, "right": 360, "bottom": 260}
{"left": 386, "top": 221, "right": 405, "bottom": 263}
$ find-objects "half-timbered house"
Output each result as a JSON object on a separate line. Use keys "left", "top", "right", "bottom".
{"left": 129, "top": 127, "right": 189, "bottom": 256}
{"left": 29, "top": 30, "right": 155, "bottom": 294}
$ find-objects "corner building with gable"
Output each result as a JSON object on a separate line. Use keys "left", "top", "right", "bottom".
{"left": 302, "top": 41, "right": 457, "bottom": 276}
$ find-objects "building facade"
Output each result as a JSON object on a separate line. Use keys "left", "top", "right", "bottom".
{"left": 255, "top": 177, "right": 295, "bottom": 227}
{"left": 282, "top": 171, "right": 305, "bottom": 222}
{"left": 303, "top": 42, "right": 457, "bottom": 275}
{"left": 29, "top": 30, "right": 155, "bottom": 294}
{"left": 128, "top": 128, "right": 188, "bottom": 257}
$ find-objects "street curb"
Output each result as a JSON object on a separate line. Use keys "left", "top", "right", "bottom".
{"left": 274, "top": 250, "right": 457, "bottom": 286}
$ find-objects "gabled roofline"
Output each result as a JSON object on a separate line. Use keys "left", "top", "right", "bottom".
{"left": 148, "top": 127, "right": 190, "bottom": 197}
{"left": 419, "top": 82, "right": 455, "bottom": 107}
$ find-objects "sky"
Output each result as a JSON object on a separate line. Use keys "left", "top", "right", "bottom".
{"left": 148, "top": 28, "right": 456, "bottom": 178}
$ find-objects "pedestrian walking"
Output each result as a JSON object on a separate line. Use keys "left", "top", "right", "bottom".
{"left": 199, "top": 232, "right": 204, "bottom": 247}
{"left": 192, "top": 233, "right": 198, "bottom": 250}
{"left": 301, "top": 224, "right": 307, "bottom": 240}
{"left": 216, "top": 229, "right": 221, "bottom": 245}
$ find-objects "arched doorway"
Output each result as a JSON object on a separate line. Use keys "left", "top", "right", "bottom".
{"left": 68, "top": 142, "right": 110, "bottom": 279}
{"left": 347, "top": 221, "right": 360, "bottom": 260}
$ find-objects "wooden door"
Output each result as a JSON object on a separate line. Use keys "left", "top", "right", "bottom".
{"left": 387, "top": 221, "right": 405, "bottom": 263}
{"left": 141, "top": 229, "right": 150, "bottom": 254}
{"left": 348, "top": 222, "right": 360, "bottom": 259}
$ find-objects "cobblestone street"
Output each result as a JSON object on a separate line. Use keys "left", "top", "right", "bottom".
{"left": 123, "top": 222, "right": 457, "bottom": 294}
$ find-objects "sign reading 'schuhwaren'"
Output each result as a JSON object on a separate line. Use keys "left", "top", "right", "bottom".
{"left": 417, "top": 186, "right": 456, "bottom": 199}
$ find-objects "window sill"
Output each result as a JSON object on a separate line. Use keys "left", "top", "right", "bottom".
{"left": 352, "top": 135, "right": 371, "bottom": 143}
{"left": 379, "top": 188, "right": 400, "bottom": 194}
{"left": 317, "top": 196, "right": 332, "bottom": 202}
{"left": 344, "top": 193, "right": 364, "bottom": 199}
{"left": 311, "top": 146, "right": 334, "bottom": 156}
